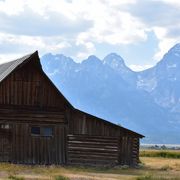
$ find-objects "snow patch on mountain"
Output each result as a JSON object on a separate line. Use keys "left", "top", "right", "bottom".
{"left": 167, "top": 64, "right": 177, "bottom": 68}
{"left": 137, "top": 76, "right": 157, "bottom": 92}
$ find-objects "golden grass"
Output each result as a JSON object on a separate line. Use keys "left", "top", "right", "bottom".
{"left": 0, "top": 152, "right": 179, "bottom": 180}
{"left": 140, "top": 149, "right": 180, "bottom": 159}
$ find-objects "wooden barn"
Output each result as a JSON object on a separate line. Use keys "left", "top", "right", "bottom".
{"left": 0, "top": 51, "right": 144, "bottom": 166}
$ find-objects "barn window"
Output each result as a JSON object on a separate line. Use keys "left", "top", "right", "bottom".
{"left": 42, "top": 127, "right": 53, "bottom": 137}
{"left": 30, "top": 126, "right": 53, "bottom": 137}
{"left": 31, "top": 127, "right": 40, "bottom": 135}
{"left": 0, "top": 124, "right": 10, "bottom": 129}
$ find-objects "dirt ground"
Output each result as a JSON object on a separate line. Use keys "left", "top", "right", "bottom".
{"left": 0, "top": 157, "right": 179, "bottom": 180}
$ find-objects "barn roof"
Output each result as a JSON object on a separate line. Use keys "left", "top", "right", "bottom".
{"left": 0, "top": 53, "right": 33, "bottom": 83}
{"left": 76, "top": 109, "right": 144, "bottom": 138}
{"left": 0, "top": 51, "right": 144, "bottom": 138}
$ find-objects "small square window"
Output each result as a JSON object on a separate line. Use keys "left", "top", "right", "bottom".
{"left": 0, "top": 124, "right": 10, "bottom": 129}
{"left": 31, "top": 127, "right": 40, "bottom": 135}
{"left": 42, "top": 127, "right": 53, "bottom": 137}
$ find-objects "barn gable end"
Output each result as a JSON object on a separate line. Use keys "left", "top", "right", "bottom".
{"left": 0, "top": 51, "right": 71, "bottom": 111}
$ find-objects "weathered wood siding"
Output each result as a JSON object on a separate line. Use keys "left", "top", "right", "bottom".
{"left": 0, "top": 123, "right": 67, "bottom": 164}
{"left": 0, "top": 54, "right": 69, "bottom": 165}
{"left": 69, "top": 110, "right": 122, "bottom": 137}
{"left": 132, "top": 138, "right": 140, "bottom": 165}
{"left": 0, "top": 58, "right": 67, "bottom": 110}
{"left": 0, "top": 109, "right": 65, "bottom": 124}
{"left": 67, "top": 134, "right": 119, "bottom": 165}
{"left": 68, "top": 110, "right": 141, "bottom": 166}
{"left": 118, "top": 137, "right": 139, "bottom": 166}
{"left": 0, "top": 127, "right": 11, "bottom": 162}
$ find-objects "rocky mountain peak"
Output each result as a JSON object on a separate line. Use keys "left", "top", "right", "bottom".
{"left": 160, "top": 43, "right": 180, "bottom": 65}
{"left": 81, "top": 55, "right": 102, "bottom": 67}
{"left": 103, "top": 53, "right": 125, "bottom": 68}
{"left": 168, "top": 43, "right": 180, "bottom": 54}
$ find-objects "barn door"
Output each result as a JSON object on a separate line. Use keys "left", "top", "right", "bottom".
{"left": 0, "top": 123, "right": 12, "bottom": 162}
{"left": 119, "top": 136, "right": 133, "bottom": 165}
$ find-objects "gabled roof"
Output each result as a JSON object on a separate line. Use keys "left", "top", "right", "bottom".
{"left": 0, "top": 51, "right": 73, "bottom": 108}
{"left": 0, "top": 51, "right": 144, "bottom": 138}
{"left": 0, "top": 52, "right": 34, "bottom": 83}
{"left": 76, "top": 109, "right": 144, "bottom": 138}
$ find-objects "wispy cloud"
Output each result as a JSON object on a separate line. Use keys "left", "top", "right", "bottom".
{"left": 129, "top": 64, "right": 153, "bottom": 72}
{"left": 0, "top": 0, "right": 179, "bottom": 69}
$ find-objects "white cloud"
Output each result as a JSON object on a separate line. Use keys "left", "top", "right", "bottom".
{"left": 0, "top": 53, "right": 24, "bottom": 64}
{"left": 75, "top": 1, "right": 147, "bottom": 45}
{"left": 162, "top": 0, "right": 180, "bottom": 7}
{"left": 0, "top": 0, "right": 25, "bottom": 15}
{"left": 0, "top": 32, "right": 71, "bottom": 56}
{"left": 153, "top": 38, "right": 178, "bottom": 61}
{"left": 129, "top": 64, "right": 153, "bottom": 72}
{"left": 0, "top": 0, "right": 149, "bottom": 61}
{"left": 0, "top": 0, "right": 180, "bottom": 65}
{"left": 152, "top": 27, "right": 180, "bottom": 61}
{"left": 121, "top": 0, "right": 180, "bottom": 62}
{"left": 76, "top": 42, "right": 96, "bottom": 60}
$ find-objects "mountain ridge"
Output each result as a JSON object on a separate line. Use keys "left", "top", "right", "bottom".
{"left": 41, "top": 44, "right": 180, "bottom": 144}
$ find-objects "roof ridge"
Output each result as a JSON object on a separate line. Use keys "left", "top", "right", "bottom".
{"left": 0, "top": 59, "right": 16, "bottom": 66}
{"left": 0, "top": 52, "right": 36, "bottom": 83}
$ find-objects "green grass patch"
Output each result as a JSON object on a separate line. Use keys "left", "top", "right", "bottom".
{"left": 8, "top": 175, "right": 25, "bottom": 180}
{"left": 140, "top": 150, "right": 180, "bottom": 159}
{"left": 136, "top": 174, "right": 153, "bottom": 180}
{"left": 136, "top": 174, "right": 180, "bottom": 180}
{"left": 54, "top": 175, "right": 70, "bottom": 180}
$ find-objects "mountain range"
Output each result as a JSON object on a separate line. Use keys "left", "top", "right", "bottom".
{"left": 41, "top": 44, "right": 180, "bottom": 144}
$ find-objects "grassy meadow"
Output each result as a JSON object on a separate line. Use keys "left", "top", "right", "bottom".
{"left": 0, "top": 149, "right": 179, "bottom": 180}
{"left": 140, "top": 149, "right": 180, "bottom": 159}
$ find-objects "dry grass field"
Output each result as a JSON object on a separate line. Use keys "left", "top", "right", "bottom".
{"left": 0, "top": 150, "right": 179, "bottom": 180}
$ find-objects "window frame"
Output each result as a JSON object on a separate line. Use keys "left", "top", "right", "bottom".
{"left": 30, "top": 125, "right": 54, "bottom": 137}
{"left": 31, "top": 126, "right": 41, "bottom": 136}
{"left": 41, "top": 127, "right": 53, "bottom": 137}
{"left": 0, "top": 123, "right": 10, "bottom": 129}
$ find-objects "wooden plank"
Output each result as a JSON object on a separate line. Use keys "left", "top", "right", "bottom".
{"left": 68, "top": 158, "right": 118, "bottom": 164}
{"left": 68, "top": 140, "right": 118, "bottom": 146}
{"left": 68, "top": 151, "right": 118, "bottom": 157}
{"left": 68, "top": 154, "right": 117, "bottom": 160}
{"left": 67, "top": 134, "right": 119, "bottom": 165}
{"left": 68, "top": 136, "right": 119, "bottom": 143}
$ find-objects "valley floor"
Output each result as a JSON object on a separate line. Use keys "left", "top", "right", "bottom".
{"left": 0, "top": 152, "right": 180, "bottom": 180}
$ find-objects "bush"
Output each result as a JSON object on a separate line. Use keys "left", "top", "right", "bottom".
{"left": 136, "top": 174, "right": 153, "bottom": 180}
{"left": 54, "top": 175, "right": 70, "bottom": 180}
{"left": 120, "top": 165, "right": 129, "bottom": 169}
{"left": 160, "top": 165, "right": 171, "bottom": 171}
{"left": 8, "top": 175, "right": 25, "bottom": 180}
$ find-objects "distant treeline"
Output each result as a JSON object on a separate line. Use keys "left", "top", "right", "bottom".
{"left": 141, "top": 144, "right": 180, "bottom": 150}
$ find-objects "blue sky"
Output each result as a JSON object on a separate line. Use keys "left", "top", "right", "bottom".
{"left": 0, "top": 0, "right": 180, "bottom": 71}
